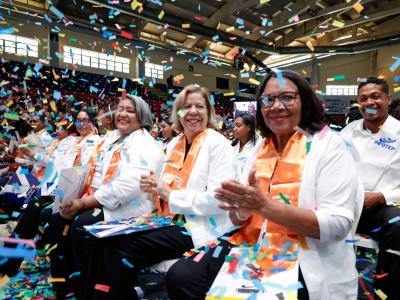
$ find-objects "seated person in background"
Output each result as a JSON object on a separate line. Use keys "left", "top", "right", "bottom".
{"left": 29, "top": 114, "right": 53, "bottom": 148}
{"left": 340, "top": 77, "right": 400, "bottom": 299}
{"left": 85, "top": 84, "right": 237, "bottom": 300}
{"left": 97, "top": 105, "right": 115, "bottom": 135}
{"left": 166, "top": 70, "right": 363, "bottom": 300}
{"left": 0, "top": 110, "right": 101, "bottom": 277}
{"left": 159, "top": 115, "right": 177, "bottom": 152}
{"left": 231, "top": 113, "right": 259, "bottom": 177}
{"left": 49, "top": 95, "right": 164, "bottom": 299}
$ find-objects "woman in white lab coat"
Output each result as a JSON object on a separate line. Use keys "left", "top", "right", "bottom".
{"left": 48, "top": 95, "right": 164, "bottom": 299}
{"left": 231, "top": 113, "right": 258, "bottom": 177}
{"left": 87, "top": 84, "right": 237, "bottom": 300}
{"left": 166, "top": 70, "right": 364, "bottom": 300}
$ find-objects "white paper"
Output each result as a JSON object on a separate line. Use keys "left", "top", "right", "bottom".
{"left": 207, "top": 247, "right": 299, "bottom": 300}
{"left": 52, "top": 164, "right": 91, "bottom": 214}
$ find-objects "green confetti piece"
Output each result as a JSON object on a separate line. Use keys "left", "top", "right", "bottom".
{"left": 279, "top": 192, "right": 291, "bottom": 205}
{"left": 4, "top": 112, "right": 20, "bottom": 120}
{"left": 92, "top": 208, "right": 102, "bottom": 217}
{"left": 306, "top": 140, "right": 312, "bottom": 154}
{"left": 333, "top": 74, "right": 346, "bottom": 80}
{"left": 70, "top": 37, "right": 78, "bottom": 42}
{"left": 177, "top": 109, "right": 185, "bottom": 117}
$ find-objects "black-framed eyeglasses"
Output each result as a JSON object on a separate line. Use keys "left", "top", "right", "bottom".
{"left": 258, "top": 92, "right": 299, "bottom": 108}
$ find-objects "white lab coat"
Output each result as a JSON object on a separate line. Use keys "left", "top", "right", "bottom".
{"left": 340, "top": 116, "right": 400, "bottom": 205}
{"left": 94, "top": 129, "right": 164, "bottom": 221}
{"left": 232, "top": 137, "right": 260, "bottom": 178}
{"left": 243, "top": 129, "right": 363, "bottom": 299}
{"left": 167, "top": 129, "right": 238, "bottom": 248}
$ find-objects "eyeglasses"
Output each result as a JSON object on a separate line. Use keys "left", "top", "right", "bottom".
{"left": 75, "top": 119, "right": 90, "bottom": 126}
{"left": 258, "top": 92, "right": 298, "bottom": 108}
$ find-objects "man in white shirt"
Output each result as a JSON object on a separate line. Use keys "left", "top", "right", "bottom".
{"left": 341, "top": 77, "right": 400, "bottom": 299}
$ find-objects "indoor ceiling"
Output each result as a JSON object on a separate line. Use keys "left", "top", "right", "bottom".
{"left": 3, "top": 0, "right": 400, "bottom": 70}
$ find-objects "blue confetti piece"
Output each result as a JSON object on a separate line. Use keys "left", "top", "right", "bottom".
{"left": 389, "top": 57, "right": 400, "bottom": 73}
{"left": 371, "top": 227, "right": 381, "bottom": 233}
{"left": 284, "top": 281, "right": 304, "bottom": 291}
{"left": 269, "top": 267, "right": 286, "bottom": 273}
{"left": 53, "top": 90, "right": 61, "bottom": 100}
{"left": 0, "top": 247, "right": 36, "bottom": 258}
{"left": 212, "top": 246, "right": 223, "bottom": 258}
{"left": 345, "top": 239, "right": 359, "bottom": 244}
{"left": 20, "top": 168, "right": 29, "bottom": 175}
{"left": 275, "top": 69, "right": 286, "bottom": 88}
{"left": 69, "top": 271, "right": 81, "bottom": 279}
{"left": 11, "top": 211, "right": 20, "bottom": 218}
{"left": 389, "top": 216, "right": 400, "bottom": 224}
{"left": 209, "top": 216, "right": 217, "bottom": 228}
{"left": 122, "top": 258, "right": 134, "bottom": 269}
{"left": 0, "top": 257, "right": 8, "bottom": 266}
{"left": 365, "top": 108, "right": 377, "bottom": 115}
{"left": 206, "top": 286, "right": 227, "bottom": 297}
{"left": 90, "top": 86, "right": 99, "bottom": 93}
{"left": 247, "top": 293, "right": 257, "bottom": 300}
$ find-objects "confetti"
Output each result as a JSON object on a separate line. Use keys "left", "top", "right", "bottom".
{"left": 375, "top": 289, "right": 388, "bottom": 300}
{"left": 388, "top": 216, "right": 400, "bottom": 223}
{"left": 95, "top": 284, "right": 111, "bottom": 293}
{"left": 121, "top": 258, "right": 134, "bottom": 268}
{"left": 158, "top": 10, "right": 165, "bottom": 20}
{"left": 332, "top": 20, "right": 345, "bottom": 28}
{"left": 365, "top": 108, "right": 377, "bottom": 115}
{"left": 389, "top": 57, "right": 400, "bottom": 73}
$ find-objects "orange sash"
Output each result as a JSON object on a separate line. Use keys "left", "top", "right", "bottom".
{"left": 229, "top": 132, "right": 307, "bottom": 275}
{"left": 82, "top": 133, "right": 127, "bottom": 195}
{"left": 155, "top": 129, "right": 208, "bottom": 216}
{"left": 34, "top": 139, "right": 61, "bottom": 180}
{"left": 72, "top": 132, "right": 96, "bottom": 166}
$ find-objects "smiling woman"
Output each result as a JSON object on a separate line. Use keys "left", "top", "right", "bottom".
{"left": 86, "top": 84, "right": 238, "bottom": 299}
{"left": 165, "top": 71, "right": 363, "bottom": 300}
{"left": 45, "top": 95, "right": 164, "bottom": 298}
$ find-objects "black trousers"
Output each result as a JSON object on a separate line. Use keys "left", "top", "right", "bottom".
{"left": 357, "top": 205, "right": 400, "bottom": 299}
{"left": 0, "top": 195, "right": 52, "bottom": 277}
{"left": 88, "top": 225, "right": 194, "bottom": 300}
{"left": 166, "top": 239, "right": 309, "bottom": 300}
{"left": 49, "top": 208, "right": 104, "bottom": 299}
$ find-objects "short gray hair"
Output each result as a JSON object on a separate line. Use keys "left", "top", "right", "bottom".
{"left": 119, "top": 95, "right": 153, "bottom": 131}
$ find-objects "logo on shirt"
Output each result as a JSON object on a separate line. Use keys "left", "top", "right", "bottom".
{"left": 374, "top": 137, "right": 396, "bottom": 151}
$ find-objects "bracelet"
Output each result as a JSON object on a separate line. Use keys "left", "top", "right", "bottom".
{"left": 235, "top": 211, "right": 249, "bottom": 221}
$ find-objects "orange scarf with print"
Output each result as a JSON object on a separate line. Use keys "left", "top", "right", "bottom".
{"left": 229, "top": 132, "right": 307, "bottom": 275}
{"left": 82, "top": 133, "right": 127, "bottom": 195}
{"left": 155, "top": 129, "right": 208, "bottom": 216}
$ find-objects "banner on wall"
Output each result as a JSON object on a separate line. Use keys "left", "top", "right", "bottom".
{"left": 322, "top": 96, "right": 351, "bottom": 115}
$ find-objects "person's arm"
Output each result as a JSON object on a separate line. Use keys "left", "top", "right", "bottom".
{"left": 167, "top": 138, "right": 238, "bottom": 216}
{"left": 218, "top": 135, "right": 359, "bottom": 242}
{"left": 94, "top": 138, "right": 163, "bottom": 210}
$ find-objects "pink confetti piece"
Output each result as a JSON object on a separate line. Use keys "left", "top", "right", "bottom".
{"left": 0, "top": 237, "right": 36, "bottom": 249}
{"left": 193, "top": 250, "right": 205, "bottom": 262}
{"left": 272, "top": 258, "right": 285, "bottom": 266}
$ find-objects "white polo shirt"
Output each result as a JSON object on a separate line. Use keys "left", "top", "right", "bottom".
{"left": 340, "top": 115, "right": 400, "bottom": 205}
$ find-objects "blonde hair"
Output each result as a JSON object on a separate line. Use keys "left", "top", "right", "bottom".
{"left": 171, "top": 84, "right": 216, "bottom": 132}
